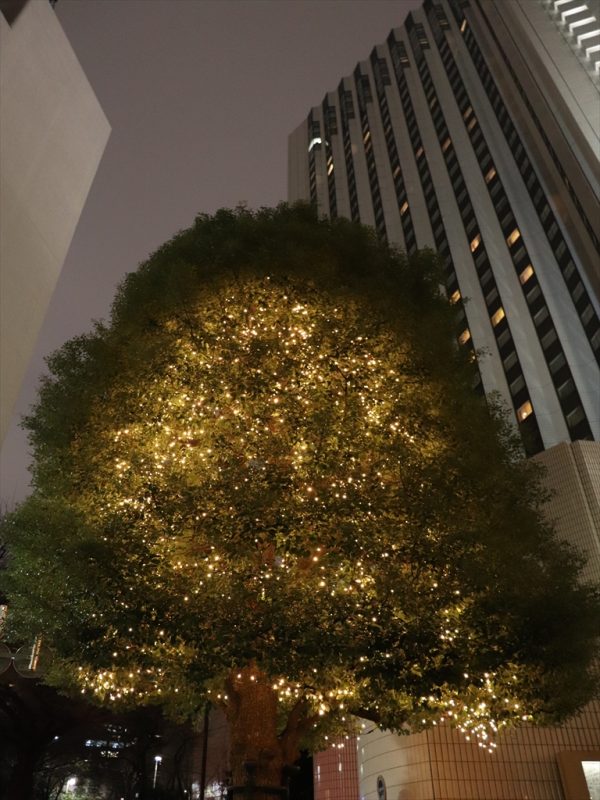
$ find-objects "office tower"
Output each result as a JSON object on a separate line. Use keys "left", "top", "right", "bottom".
{"left": 0, "top": 0, "right": 110, "bottom": 443}
{"left": 289, "top": 1, "right": 600, "bottom": 798}
{"left": 289, "top": 0, "right": 599, "bottom": 459}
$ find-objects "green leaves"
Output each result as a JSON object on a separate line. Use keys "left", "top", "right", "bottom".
{"left": 3, "top": 204, "right": 598, "bottom": 747}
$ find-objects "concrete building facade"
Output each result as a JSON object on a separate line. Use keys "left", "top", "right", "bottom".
{"left": 0, "top": 0, "right": 110, "bottom": 443}
{"left": 289, "top": 0, "right": 599, "bottom": 459}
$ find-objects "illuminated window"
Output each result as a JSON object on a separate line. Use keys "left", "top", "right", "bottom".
{"left": 363, "top": 130, "right": 371, "bottom": 144}
{"left": 460, "top": 19, "right": 467, "bottom": 33}
{"left": 400, "top": 201, "right": 409, "bottom": 215}
{"left": 467, "top": 116, "right": 477, "bottom": 131}
{"left": 327, "top": 163, "right": 334, "bottom": 175}
{"left": 470, "top": 234, "right": 481, "bottom": 252}
{"left": 393, "top": 165, "right": 401, "bottom": 178}
{"left": 491, "top": 307, "right": 505, "bottom": 326}
{"left": 463, "top": 105, "right": 473, "bottom": 119}
{"left": 450, "top": 289, "right": 461, "bottom": 304}
{"left": 507, "top": 228, "right": 521, "bottom": 246}
{"left": 517, "top": 400, "right": 533, "bottom": 421}
{"left": 442, "top": 137, "right": 451, "bottom": 152}
{"left": 519, "top": 265, "right": 534, "bottom": 284}
{"left": 458, "top": 328, "right": 471, "bottom": 345}
{"left": 484, "top": 166, "right": 496, "bottom": 183}
{"left": 415, "top": 146, "right": 424, "bottom": 159}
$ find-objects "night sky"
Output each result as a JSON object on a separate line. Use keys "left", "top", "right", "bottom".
{"left": 0, "top": 0, "right": 421, "bottom": 507}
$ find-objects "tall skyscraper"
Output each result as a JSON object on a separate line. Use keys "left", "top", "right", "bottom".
{"left": 289, "top": 0, "right": 599, "bottom": 459}
{"left": 289, "top": 1, "right": 600, "bottom": 798}
{"left": 0, "top": 0, "right": 110, "bottom": 443}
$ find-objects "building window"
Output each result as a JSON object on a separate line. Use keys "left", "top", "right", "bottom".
{"left": 581, "top": 304, "right": 595, "bottom": 325}
{"left": 470, "top": 233, "right": 481, "bottom": 252}
{"left": 549, "top": 352, "right": 566, "bottom": 374}
{"left": 519, "top": 265, "right": 534, "bottom": 284}
{"left": 510, "top": 375, "right": 525, "bottom": 395}
{"left": 491, "top": 307, "right": 505, "bottom": 326}
{"left": 506, "top": 228, "right": 521, "bottom": 246}
{"left": 400, "top": 201, "right": 409, "bottom": 215}
{"left": 442, "top": 137, "right": 452, "bottom": 152}
{"left": 450, "top": 289, "right": 461, "bottom": 304}
{"left": 557, "top": 378, "right": 575, "bottom": 400}
{"left": 525, "top": 284, "right": 541, "bottom": 305}
{"left": 517, "top": 400, "right": 533, "bottom": 421}
{"left": 458, "top": 328, "right": 471, "bottom": 345}
{"left": 566, "top": 406, "right": 586, "bottom": 428}
{"left": 541, "top": 328, "right": 558, "bottom": 349}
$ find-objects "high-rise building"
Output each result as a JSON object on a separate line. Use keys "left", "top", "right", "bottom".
{"left": 289, "top": 0, "right": 599, "bottom": 459}
{"left": 289, "top": 1, "right": 600, "bottom": 798}
{"left": 0, "top": 0, "right": 110, "bottom": 443}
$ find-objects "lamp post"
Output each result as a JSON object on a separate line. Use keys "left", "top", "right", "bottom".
{"left": 153, "top": 755, "right": 162, "bottom": 790}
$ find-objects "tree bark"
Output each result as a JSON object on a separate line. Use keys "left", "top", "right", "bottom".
{"left": 225, "top": 664, "right": 283, "bottom": 794}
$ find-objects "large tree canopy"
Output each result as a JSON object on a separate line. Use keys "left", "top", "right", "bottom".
{"left": 2, "top": 205, "right": 598, "bottom": 789}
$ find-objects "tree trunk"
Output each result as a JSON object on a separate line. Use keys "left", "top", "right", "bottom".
{"left": 225, "top": 664, "right": 286, "bottom": 798}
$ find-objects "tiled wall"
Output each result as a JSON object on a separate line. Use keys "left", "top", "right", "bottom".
{"left": 533, "top": 441, "right": 600, "bottom": 585}
{"left": 358, "top": 702, "right": 600, "bottom": 800}
{"left": 314, "top": 736, "right": 360, "bottom": 800}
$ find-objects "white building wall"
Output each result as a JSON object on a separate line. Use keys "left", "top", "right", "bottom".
{"left": 0, "top": 0, "right": 110, "bottom": 443}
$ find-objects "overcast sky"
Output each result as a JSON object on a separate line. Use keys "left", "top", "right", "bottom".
{"left": 0, "top": 0, "right": 421, "bottom": 507}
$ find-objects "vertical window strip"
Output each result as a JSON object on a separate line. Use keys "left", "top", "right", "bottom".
{"left": 307, "top": 112, "right": 320, "bottom": 208}
{"left": 354, "top": 65, "right": 387, "bottom": 241}
{"left": 370, "top": 48, "right": 417, "bottom": 254}
{"left": 387, "top": 31, "right": 484, "bottom": 395}
{"left": 425, "top": 2, "right": 593, "bottom": 441}
{"left": 337, "top": 84, "right": 360, "bottom": 223}
{"left": 407, "top": 27, "right": 544, "bottom": 454}
{"left": 322, "top": 98, "right": 338, "bottom": 219}
{"left": 457, "top": 2, "right": 600, "bottom": 362}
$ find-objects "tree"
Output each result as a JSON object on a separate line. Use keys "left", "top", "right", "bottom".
{"left": 2, "top": 205, "right": 598, "bottom": 795}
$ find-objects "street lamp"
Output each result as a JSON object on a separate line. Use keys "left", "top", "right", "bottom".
{"left": 153, "top": 755, "right": 163, "bottom": 790}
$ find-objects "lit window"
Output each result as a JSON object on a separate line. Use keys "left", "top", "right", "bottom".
{"left": 463, "top": 105, "right": 473, "bottom": 119}
{"left": 327, "top": 163, "right": 334, "bottom": 175}
{"left": 393, "top": 165, "right": 401, "bottom": 178}
{"left": 415, "top": 146, "right": 424, "bottom": 158}
{"left": 485, "top": 166, "right": 496, "bottom": 183}
{"left": 400, "top": 201, "right": 409, "bottom": 215}
{"left": 460, "top": 19, "right": 467, "bottom": 33}
{"left": 506, "top": 228, "right": 521, "bottom": 246}
{"left": 517, "top": 400, "right": 533, "bottom": 421}
{"left": 519, "top": 265, "right": 534, "bottom": 284}
{"left": 450, "top": 289, "right": 461, "bottom": 304}
{"left": 458, "top": 328, "right": 471, "bottom": 345}
{"left": 363, "top": 130, "right": 371, "bottom": 144}
{"left": 470, "top": 234, "right": 481, "bottom": 252}
{"left": 491, "top": 307, "right": 505, "bottom": 326}
{"left": 467, "top": 116, "right": 477, "bottom": 131}
{"left": 442, "top": 137, "right": 451, "bottom": 152}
